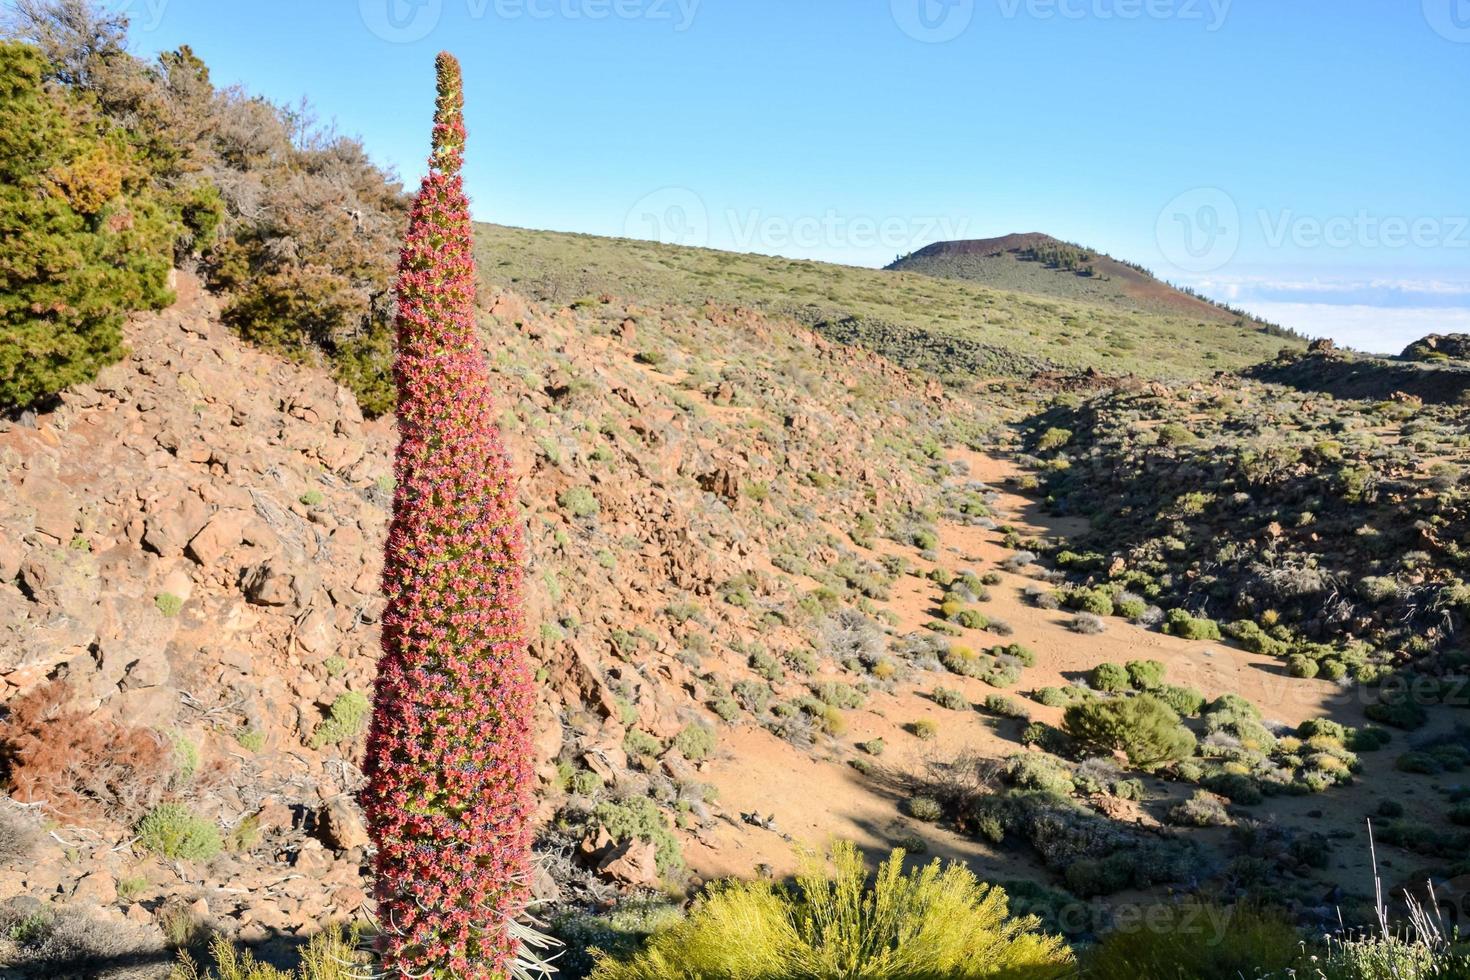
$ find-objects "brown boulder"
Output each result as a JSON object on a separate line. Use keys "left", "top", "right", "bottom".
{"left": 598, "top": 838, "right": 659, "bottom": 888}
{"left": 185, "top": 509, "right": 251, "bottom": 566}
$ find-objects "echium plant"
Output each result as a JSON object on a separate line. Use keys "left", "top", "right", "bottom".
{"left": 362, "top": 53, "right": 550, "bottom": 980}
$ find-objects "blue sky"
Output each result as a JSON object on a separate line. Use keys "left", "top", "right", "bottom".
{"left": 109, "top": 0, "right": 1468, "bottom": 353}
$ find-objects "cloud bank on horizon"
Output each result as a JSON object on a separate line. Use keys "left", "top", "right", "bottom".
{"left": 1182, "top": 271, "right": 1470, "bottom": 355}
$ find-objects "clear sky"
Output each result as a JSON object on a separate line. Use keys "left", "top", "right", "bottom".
{"left": 106, "top": 0, "right": 1468, "bottom": 353}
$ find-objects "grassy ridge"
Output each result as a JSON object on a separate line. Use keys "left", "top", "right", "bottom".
{"left": 474, "top": 223, "right": 1301, "bottom": 383}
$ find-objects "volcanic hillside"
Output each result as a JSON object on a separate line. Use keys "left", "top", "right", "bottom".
{"left": 889, "top": 233, "right": 1282, "bottom": 329}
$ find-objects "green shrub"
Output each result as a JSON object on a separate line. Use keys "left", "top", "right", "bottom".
{"left": 1157, "top": 684, "right": 1206, "bottom": 717}
{"left": 1163, "top": 609, "right": 1221, "bottom": 641}
{"left": 570, "top": 769, "right": 604, "bottom": 796}
{"left": 1287, "top": 654, "right": 1321, "bottom": 678}
{"left": 155, "top": 593, "right": 184, "bottom": 617}
{"left": 984, "top": 694, "right": 1029, "bottom": 720}
{"left": 559, "top": 486, "right": 600, "bottom": 519}
{"left": 549, "top": 899, "right": 685, "bottom": 979}
{"left": 1036, "top": 427, "right": 1073, "bottom": 451}
{"left": 672, "top": 724, "right": 717, "bottom": 762}
{"left": 1116, "top": 596, "right": 1148, "bottom": 620}
{"left": 593, "top": 797, "right": 683, "bottom": 876}
{"left": 1090, "top": 663, "right": 1130, "bottom": 693}
{"left": 171, "top": 925, "right": 365, "bottom": 980}
{"left": 136, "top": 804, "right": 220, "bottom": 861}
{"left": 909, "top": 719, "right": 939, "bottom": 740}
{"left": 1021, "top": 721, "right": 1073, "bottom": 755}
{"left": 308, "top": 691, "right": 370, "bottom": 749}
{"left": 733, "top": 678, "right": 772, "bottom": 714}
{"left": 1169, "top": 791, "right": 1232, "bottom": 827}
{"left": 589, "top": 842, "right": 1072, "bottom": 978}
{"left": 1063, "top": 695, "right": 1196, "bottom": 770}
{"left": 995, "top": 643, "right": 1037, "bottom": 667}
{"left": 624, "top": 729, "right": 662, "bottom": 758}
{"left": 1005, "top": 754, "right": 1075, "bottom": 796}
{"left": 814, "top": 681, "right": 866, "bottom": 710}
{"left": 954, "top": 609, "right": 989, "bottom": 630}
{"left": 1067, "top": 588, "right": 1115, "bottom": 617}
{"left": 1084, "top": 903, "right": 1300, "bottom": 980}
{"left": 932, "top": 687, "right": 969, "bottom": 711}
{"left": 1204, "top": 772, "right": 1264, "bottom": 805}
{"left": 906, "top": 796, "right": 943, "bottom": 822}
{"left": 0, "top": 42, "right": 176, "bottom": 410}
{"left": 1125, "top": 660, "right": 1166, "bottom": 691}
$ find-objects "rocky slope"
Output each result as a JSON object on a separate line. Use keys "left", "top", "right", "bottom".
{"left": 0, "top": 270, "right": 988, "bottom": 972}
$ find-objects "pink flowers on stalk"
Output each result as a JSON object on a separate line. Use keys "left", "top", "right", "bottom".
{"left": 361, "top": 52, "right": 536, "bottom": 979}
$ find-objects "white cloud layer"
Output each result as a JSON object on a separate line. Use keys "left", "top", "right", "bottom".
{"left": 1237, "top": 303, "right": 1470, "bottom": 356}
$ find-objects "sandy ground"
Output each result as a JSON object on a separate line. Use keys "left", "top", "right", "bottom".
{"left": 684, "top": 447, "right": 1444, "bottom": 900}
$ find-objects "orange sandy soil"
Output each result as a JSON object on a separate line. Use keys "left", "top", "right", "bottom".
{"left": 683, "top": 448, "right": 1447, "bottom": 899}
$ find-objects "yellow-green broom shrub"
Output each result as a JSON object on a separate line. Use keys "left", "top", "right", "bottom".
{"left": 591, "top": 841, "right": 1072, "bottom": 979}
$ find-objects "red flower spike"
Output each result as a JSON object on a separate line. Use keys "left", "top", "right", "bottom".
{"left": 361, "top": 51, "right": 535, "bottom": 979}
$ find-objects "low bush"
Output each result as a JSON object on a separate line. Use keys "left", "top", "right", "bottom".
{"left": 1157, "top": 684, "right": 1206, "bottom": 717}
{"left": 1070, "top": 613, "right": 1106, "bottom": 635}
{"left": 909, "top": 719, "right": 940, "bottom": 740}
{"left": 559, "top": 486, "right": 601, "bottom": 519}
{"left": 1163, "top": 609, "right": 1222, "bottom": 641}
{"left": 1085, "top": 903, "right": 1301, "bottom": 980}
{"left": 0, "top": 679, "right": 172, "bottom": 821}
{"left": 1090, "top": 663, "right": 1130, "bottom": 692}
{"left": 1063, "top": 695, "right": 1196, "bottom": 770}
{"left": 170, "top": 925, "right": 366, "bottom": 980}
{"left": 984, "top": 694, "right": 1029, "bottom": 720}
{"left": 137, "top": 804, "right": 221, "bottom": 861}
{"left": 932, "top": 687, "right": 969, "bottom": 711}
{"left": 589, "top": 842, "right": 1073, "bottom": 978}
{"left": 1126, "top": 659, "right": 1166, "bottom": 691}
{"left": 672, "top": 724, "right": 717, "bottom": 762}
{"left": 307, "top": 691, "right": 370, "bottom": 749}
{"left": 1169, "top": 790, "right": 1233, "bottom": 827}
{"left": 906, "top": 796, "right": 943, "bottom": 822}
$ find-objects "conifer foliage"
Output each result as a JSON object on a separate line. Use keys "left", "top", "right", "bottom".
{"left": 361, "top": 53, "right": 539, "bottom": 979}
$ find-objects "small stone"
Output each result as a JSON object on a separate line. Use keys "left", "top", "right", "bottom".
{"left": 320, "top": 798, "right": 370, "bottom": 851}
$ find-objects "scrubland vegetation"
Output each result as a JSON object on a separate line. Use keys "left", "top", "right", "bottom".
{"left": 1, "top": 0, "right": 406, "bottom": 414}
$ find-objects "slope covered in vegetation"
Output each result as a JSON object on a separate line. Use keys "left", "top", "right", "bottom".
{"left": 477, "top": 223, "right": 1301, "bottom": 384}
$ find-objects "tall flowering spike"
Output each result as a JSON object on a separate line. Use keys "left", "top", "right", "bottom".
{"left": 361, "top": 52, "right": 536, "bottom": 979}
